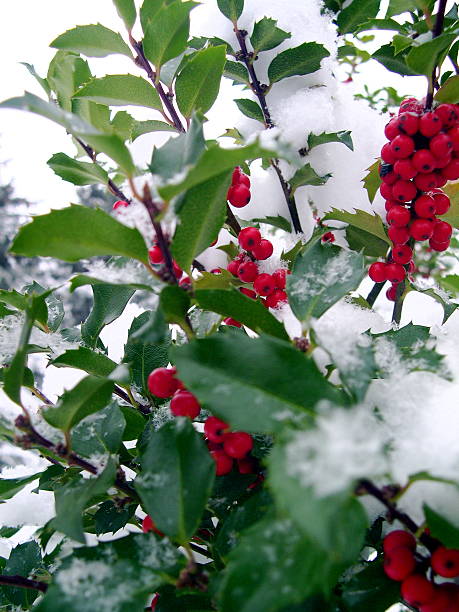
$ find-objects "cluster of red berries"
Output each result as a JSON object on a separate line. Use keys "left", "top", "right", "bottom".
{"left": 147, "top": 366, "right": 201, "bottom": 419}
{"left": 383, "top": 530, "right": 459, "bottom": 610}
{"left": 148, "top": 242, "right": 193, "bottom": 288}
{"left": 227, "top": 167, "right": 251, "bottom": 208}
{"left": 204, "top": 416, "right": 255, "bottom": 476}
{"left": 369, "top": 99, "right": 458, "bottom": 301}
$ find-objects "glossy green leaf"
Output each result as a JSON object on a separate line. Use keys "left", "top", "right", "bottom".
{"left": 234, "top": 98, "right": 265, "bottom": 123}
{"left": 10, "top": 205, "right": 148, "bottom": 264}
{"left": 386, "top": 0, "right": 417, "bottom": 17}
{"left": 43, "top": 375, "right": 114, "bottom": 432}
{"left": 140, "top": 0, "right": 176, "bottom": 31}
{"left": 224, "top": 60, "right": 250, "bottom": 85}
{"left": 94, "top": 500, "right": 136, "bottom": 535}
{"left": 435, "top": 74, "right": 459, "bottom": 103}
{"left": 72, "top": 403, "right": 126, "bottom": 457}
{"left": 250, "top": 17, "right": 291, "bottom": 54}
{"left": 50, "top": 24, "right": 132, "bottom": 58}
{"left": 74, "top": 74, "right": 162, "bottom": 110}
{"left": 216, "top": 0, "right": 244, "bottom": 22}
{"left": 3, "top": 541, "right": 43, "bottom": 608}
{"left": 0, "top": 473, "right": 42, "bottom": 501}
{"left": 51, "top": 347, "right": 118, "bottom": 378}
{"left": 252, "top": 215, "right": 292, "bottom": 232}
{"left": 290, "top": 163, "right": 331, "bottom": 192}
{"left": 406, "top": 33, "right": 457, "bottom": 76}
{"left": 47, "top": 153, "right": 108, "bottom": 186}
{"left": 287, "top": 242, "right": 366, "bottom": 323}
{"left": 159, "top": 285, "right": 192, "bottom": 334}
{"left": 392, "top": 34, "right": 413, "bottom": 55}
{"left": 135, "top": 419, "right": 215, "bottom": 542}
{"left": 337, "top": 0, "right": 379, "bottom": 34}
{"left": 322, "top": 208, "right": 391, "bottom": 257}
{"left": 82, "top": 284, "right": 135, "bottom": 348}
{"left": 143, "top": 1, "right": 196, "bottom": 70}
{"left": 268, "top": 42, "right": 330, "bottom": 83}
{"left": 113, "top": 0, "right": 136, "bottom": 29}
{"left": 172, "top": 171, "right": 231, "bottom": 270}
{"left": 372, "top": 44, "right": 421, "bottom": 76}
{"left": 307, "top": 130, "right": 353, "bottom": 151}
{"left": 172, "top": 332, "right": 344, "bottom": 433}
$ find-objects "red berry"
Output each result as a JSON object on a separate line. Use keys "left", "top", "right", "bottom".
{"left": 238, "top": 227, "right": 261, "bottom": 250}
{"left": 142, "top": 515, "right": 164, "bottom": 537}
{"left": 251, "top": 239, "right": 274, "bottom": 260}
{"left": 237, "top": 261, "right": 258, "bottom": 282}
{"left": 435, "top": 172, "right": 448, "bottom": 188}
{"left": 384, "top": 546, "right": 416, "bottom": 581}
{"left": 239, "top": 174, "right": 251, "bottom": 188}
{"left": 390, "top": 134, "right": 415, "bottom": 159}
{"left": 383, "top": 530, "right": 416, "bottom": 554}
{"left": 401, "top": 575, "right": 436, "bottom": 607}
{"left": 151, "top": 594, "right": 159, "bottom": 611}
{"left": 382, "top": 170, "right": 398, "bottom": 185}
{"left": 397, "top": 112, "right": 419, "bottom": 135}
{"left": 385, "top": 199, "right": 397, "bottom": 211}
{"left": 432, "top": 220, "right": 452, "bottom": 242}
{"left": 420, "top": 111, "right": 443, "bottom": 137}
{"left": 414, "top": 194, "right": 436, "bottom": 218}
{"left": 232, "top": 166, "right": 243, "bottom": 184}
{"left": 386, "top": 263, "right": 406, "bottom": 283}
{"left": 237, "top": 457, "right": 257, "bottom": 474}
{"left": 179, "top": 276, "right": 191, "bottom": 289}
{"left": 265, "top": 289, "right": 288, "bottom": 308}
{"left": 381, "top": 142, "right": 397, "bottom": 164}
{"left": 399, "top": 97, "right": 421, "bottom": 114}
{"left": 386, "top": 284, "right": 398, "bottom": 301}
{"left": 385, "top": 118, "right": 400, "bottom": 140}
{"left": 223, "top": 317, "right": 242, "bottom": 327}
{"left": 173, "top": 261, "right": 182, "bottom": 279}
{"left": 113, "top": 200, "right": 129, "bottom": 210}
{"left": 368, "top": 262, "right": 387, "bottom": 283}
{"left": 392, "top": 245, "right": 413, "bottom": 264}
{"left": 321, "top": 231, "right": 336, "bottom": 243}
{"left": 442, "top": 158, "right": 459, "bottom": 181}
{"left": 449, "top": 126, "right": 459, "bottom": 151}
{"left": 253, "top": 273, "right": 276, "bottom": 296}
{"left": 431, "top": 547, "right": 459, "bottom": 578}
{"left": 380, "top": 182, "right": 394, "bottom": 200}
{"left": 429, "top": 238, "right": 450, "bottom": 252}
{"left": 430, "top": 133, "right": 453, "bottom": 158}
{"left": 413, "top": 149, "right": 437, "bottom": 173}
{"left": 419, "top": 587, "right": 455, "bottom": 612}
{"left": 430, "top": 189, "right": 451, "bottom": 215}
{"left": 394, "top": 159, "right": 417, "bottom": 180}
{"left": 227, "top": 259, "right": 240, "bottom": 276}
{"left": 415, "top": 172, "right": 438, "bottom": 191}
{"left": 272, "top": 269, "right": 287, "bottom": 289}
{"left": 387, "top": 204, "right": 411, "bottom": 226}
{"left": 170, "top": 390, "right": 200, "bottom": 419}
{"left": 204, "top": 416, "right": 229, "bottom": 443}
{"left": 223, "top": 432, "right": 253, "bottom": 459}
{"left": 149, "top": 245, "right": 164, "bottom": 264}
{"left": 435, "top": 104, "right": 459, "bottom": 129}
{"left": 435, "top": 154, "right": 452, "bottom": 169}
{"left": 210, "top": 450, "right": 233, "bottom": 476}
{"left": 388, "top": 225, "right": 410, "bottom": 245}
{"left": 227, "top": 184, "right": 251, "bottom": 208}
{"left": 392, "top": 180, "right": 417, "bottom": 203}
{"left": 410, "top": 218, "right": 434, "bottom": 241}
{"left": 148, "top": 367, "right": 181, "bottom": 398}
{"left": 240, "top": 287, "right": 257, "bottom": 299}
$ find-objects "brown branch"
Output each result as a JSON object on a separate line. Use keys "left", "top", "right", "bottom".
{"left": 0, "top": 575, "right": 47, "bottom": 593}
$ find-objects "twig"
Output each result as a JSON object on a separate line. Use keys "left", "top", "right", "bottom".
{"left": 271, "top": 160, "right": 303, "bottom": 234}
{"left": 366, "top": 281, "right": 385, "bottom": 307}
{"left": 391, "top": 280, "right": 405, "bottom": 325}
{"left": 226, "top": 205, "right": 242, "bottom": 235}
{"left": 189, "top": 542, "right": 213, "bottom": 559}
{"left": 425, "top": 0, "right": 448, "bottom": 110}
{"left": 0, "top": 575, "right": 47, "bottom": 593}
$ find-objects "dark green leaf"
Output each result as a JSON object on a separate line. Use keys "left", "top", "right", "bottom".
{"left": 120, "top": 404, "right": 147, "bottom": 440}
{"left": 372, "top": 44, "right": 421, "bottom": 76}
{"left": 406, "top": 33, "right": 457, "bottom": 76}
{"left": 424, "top": 505, "right": 459, "bottom": 548}
{"left": 307, "top": 130, "right": 353, "bottom": 151}
{"left": 135, "top": 419, "right": 215, "bottom": 542}
{"left": 322, "top": 208, "right": 391, "bottom": 257}
{"left": 50, "top": 24, "right": 132, "bottom": 58}
{"left": 74, "top": 74, "right": 162, "bottom": 109}
{"left": 94, "top": 500, "right": 136, "bottom": 535}
{"left": 0, "top": 472, "right": 42, "bottom": 500}
{"left": 386, "top": 0, "right": 417, "bottom": 17}
{"left": 268, "top": 43, "right": 330, "bottom": 83}
{"left": 250, "top": 17, "right": 291, "bottom": 54}
{"left": 3, "top": 541, "right": 43, "bottom": 608}
{"left": 290, "top": 163, "right": 331, "bottom": 192}
{"left": 82, "top": 283, "right": 135, "bottom": 347}
{"left": 51, "top": 347, "right": 118, "bottom": 378}
{"left": 341, "top": 560, "right": 400, "bottom": 612}
{"left": 234, "top": 98, "right": 265, "bottom": 123}
{"left": 113, "top": 0, "right": 136, "bottom": 30}
{"left": 435, "top": 74, "right": 459, "bottom": 103}
{"left": 159, "top": 285, "right": 192, "bottom": 335}
{"left": 47, "top": 152, "right": 108, "bottom": 186}
{"left": 176, "top": 45, "right": 226, "bottom": 117}
{"left": 224, "top": 60, "right": 250, "bottom": 85}
{"left": 172, "top": 332, "right": 344, "bottom": 433}
{"left": 10, "top": 205, "right": 149, "bottom": 264}
{"left": 72, "top": 403, "right": 126, "bottom": 457}
{"left": 353, "top": 18, "right": 403, "bottom": 34}
{"left": 216, "top": 0, "right": 244, "bottom": 22}
{"left": 337, "top": 0, "right": 379, "bottom": 34}
{"left": 252, "top": 215, "right": 292, "bottom": 232}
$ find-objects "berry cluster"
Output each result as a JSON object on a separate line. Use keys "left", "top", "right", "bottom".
{"left": 369, "top": 99, "right": 458, "bottom": 301}
{"left": 227, "top": 167, "right": 251, "bottom": 208}
{"left": 148, "top": 242, "right": 193, "bottom": 288}
{"left": 204, "top": 416, "right": 255, "bottom": 476}
{"left": 383, "top": 530, "right": 459, "bottom": 610}
{"left": 147, "top": 367, "right": 201, "bottom": 419}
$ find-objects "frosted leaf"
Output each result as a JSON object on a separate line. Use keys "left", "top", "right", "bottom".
{"left": 80, "top": 259, "right": 155, "bottom": 289}
{"left": 0, "top": 315, "right": 23, "bottom": 366}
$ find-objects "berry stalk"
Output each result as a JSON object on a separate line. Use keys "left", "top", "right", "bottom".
{"left": 0, "top": 575, "right": 48, "bottom": 593}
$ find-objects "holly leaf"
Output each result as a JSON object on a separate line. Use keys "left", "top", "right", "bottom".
{"left": 50, "top": 24, "right": 132, "bottom": 58}
{"left": 47, "top": 153, "right": 108, "bottom": 186}
{"left": 307, "top": 130, "right": 353, "bottom": 151}
{"left": 341, "top": 560, "right": 401, "bottom": 612}
{"left": 132, "top": 119, "right": 177, "bottom": 140}
{"left": 372, "top": 44, "right": 422, "bottom": 76}
{"left": 268, "top": 43, "right": 330, "bottom": 83}
{"left": 250, "top": 17, "right": 291, "bottom": 54}
{"left": 252, "top": 215, "right": 292, "bottom": 232}
{"left": 74, "top": 74, "right": 162, "bottom": 110}
{"left": 0, "top": 473, "right": 43, "bottom": 501}
{"left": 51, "top": 347, "right": 118, "bottom": 378}
{"left": 424, "top": 505, "right": 459, "bottom": 549}
{"left": 435, "top": 74, "right": 459, "bottom": 103}
{"left": 234, "top": 98, "right": 265, "bottom": 123}
{"left": 3, "top": 542, "right": 43, "bottom": 608}
{"left": 322, "top": 208, "right": 391, "bottom": 257}
{"left": 337, "top": 0, "right": 380, "bottom": 34}
{"left": 224, "top": 61, "right": 250, "bottom": 85}
{"left": 159, "top": 286, "right": 192, "bottom": 335}
{"left": 82, "top": 284, "right": 135, "bottom": 347}
{"left": 216, "top": 0, "right": 244, "bottom": 22}
{"left": 112, "top": 0, "right": 136, "bottom": 30}
{"left": 362, "top": 160, "right": 381, "bottom": 203}
{"left": 406, "top": 33, "right": 457, "bottom": 77}
{"left": 71, "top": 403, "right": 126, "bottom": 457}
{"left": 290, "top": 163, "right": 331, "bottom": 192}
{"left": 410, "top": 283, "right": 458, "bottom": 323}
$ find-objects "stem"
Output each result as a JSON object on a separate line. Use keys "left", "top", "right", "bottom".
{"left": 226, "top": 205, "right": 242, "bottom": 235}
{"left": 189, "top": 542, "right": 213, "bottom": 559}
{"left": 0, "top": 575, "right": 47, "bottom": 593}
{"left": 391, "top": 280, "right": 405, "bottom": 325}
{"left": 233, "top": 25, "right": 303, "bottom": 234}
{"left": 30, "top": 387, "right": 53, "bottom": 405}
{"left": 366, "top": 281, "right": 386, "bottom": 307}
{"left": 424, "top": 0, "right": 448, "bottom": 110}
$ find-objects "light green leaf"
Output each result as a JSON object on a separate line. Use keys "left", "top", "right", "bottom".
{"left": 250, "top": 17, "right": 291, "bottom": 54}
{"left": 224, "top": 60, "right": 250, "bottom": 85}
{"left": 216, "top": 0, "right": 244, "bottom": 22}
{"left": 362, "top": 160, "right": 380, "bottom": 204}
{"left": 140, "top": 0, "right": 176, "bottom": 31}
{"left": 50, "top": 24, "right": 132, "bottom": 58}
{"left": 112, "top": 0, "right": 136, "bottom": 30}
{"left": 159, "top": 286, "right": 192, "bottom": 335}
{"left": 47, "top": 51, "right": 92, "bottom": 112}
{"left": 47, "top": 153, "right": 108, "bottom": 186}
{"left": 435, "top": 74, "right": 459, "bottom": 103}
{"left": 176, "top": 45, "right": 227, "bottom": 118}
{"left": 424, "top": 505, "right": 459, "bottom": 549}
{"left": 268, "top": 42, "right": 330, "bottom": 83}
{"left": 72, "top": 403, "right": 126, "bottom": 457}
{"left": 132, "top": 119, "right": 177, "bottom": 140}
{"left": 392, "top": 34, "right": 413, "bottom": 55}
{"left": 307, "top": 130, "right": 354, "bottom": 151}
{"left": 20, "top": 62, "right": 51, "bottom": 96}
{"left": 74, "top": 74, "right": 162, "bottom": 110}
{"left": 10, "top": 205, "right": 149, "bottom": 264}
{"left": 234, "top": 98, "right": 265, "bottom": 123}
{"left": 406, "top": 33, "right": 457, "bottom": 76}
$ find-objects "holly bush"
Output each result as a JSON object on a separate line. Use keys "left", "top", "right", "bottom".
{"left": 1, "top": 0, "right": 459, "bottom": 611}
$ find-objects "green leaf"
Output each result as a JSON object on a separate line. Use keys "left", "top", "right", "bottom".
{"left": 322, "top": 208, "right": 391, "bottom": 257}
{"left": 113, "top": 0, "right": 136, "bottom": 30}
{"left": 20, "top": 62, "right": 51, "bottom": 96}
{"left": 140, "top": 0, "right": 177, "bottom": 31}
{"left": 252, "top": 215, "right": 292, "bottom": 232}
{"left": 94, "top": 500, "right": 136, "bottom": 535}
{"left": 424, "top": 505, "right": 459, "bottom": 548}
{"left": 172, "top": 332, "right": 344, "bottom": 433}
{"left": 362, "top": 160, "right": 380, "bottom": 204}
{"left": 353, "top": 18, "right": 403, "bottom": 34}
{"left": 337, "top": 0, "right": 380, "bottom": 34}
{"left": 82, "top": 284, "right": 135, "bottom": 348}
{"left": 435, "top": 74, "right": 459, "bottom": 103}
{"left": 234, "top": 98, "right": 265, "bottom": 123}
{"left": 172, "top": 172, "right": 231, "bottom": 270}
{"left": 268, "top": 42, "right": 330, "bottom": 83}
{"left": 74, "top": 74, "right": 162, "bottom": 111}
{"left": 392, "top": 34, "right": 414, "bottom": 55}
{"left": 406, "top": 33, "right": 457, "bottom": 76}
{"left": 47, "top": 50, "right": 92, "bottom": 112}
{"left": 135, "top": 419, "right": 215, "bottom": 543}
{"left": 341, "top": 561, "right": 401, "bottom": 612}
{"left": 72, "top": 403, "right": 126, "bottom": 457}
{"left": 194, "top": 287, "right": 289, "bottom": 340}
{"left": 441, "top": 181, "right": 459, "bottom": 228}
{"left": 290, "top": 163, "right": 331, "bottom": 192}
{"left": 216, "top": 0, "right": 244, "bottom": 22}
{"left": 3, "top": 541, "right": 43, "bottom": 608}
{"left": 44, "top": 375, "right": 114, "bottom": 432}
{"left": 143, "top": 1, "right": 196, "bottom": 71}
{"left": 51, "top": 459, "right": 117, "bottom": 543}
{"left": 386, "top": 0, "right": 417, "bottom": 17}
{"left": 287, "top": 242, "right": 366, "bottom": 323}
{"left": 132, "top": 119, "right": 177, "bottom": 140}
{"left": 10, "top": 204, "right": 148, "bottom": 264}
{"left": 51, "top": 347, "right": 118, "bottom": 378}
{"left": 0, "top": 289, "right": 27, "bottom": 312}
{"left": 47, "top": 152, "right": 108, "bottom": 186}
{"left": 159, "top": 286, "right": 192, "bottom": 334}
{"left": 124, "top": 311, "right": 170, "bottom": 394}
{"left": 176, "top": 46, "right": 226, "bottom": 118}
{"left": 224, "top": 60, "right": 250, "bottom": 85}
{"left": 307, "top": 130, "right": 353, "bottom": 151}
{"left": 50, "top": 24, "right": 132, "bottom": 58}
{"left": 439, "top": 274, "right": 459, "bottom": 295}
{"left": 410, "top": 284, "right": 458, "bottom": 323}
{"left": 372, "top": 44, "right": 423, "bottom": 76}
{"left": 0, "top": 472, "right": 42, "bottom": 501}
{"left": 250, "top": 17, "right": 291, "bottom": 54}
